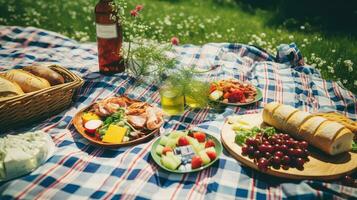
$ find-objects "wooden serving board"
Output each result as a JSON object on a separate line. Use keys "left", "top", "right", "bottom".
{"left": 221, "top": 113, "right": 357, "bottom": 180}
{"left": 72, "top": 104, "right": 158, "bottom": 148}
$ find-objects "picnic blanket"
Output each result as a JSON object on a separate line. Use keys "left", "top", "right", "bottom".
{"left": 0, "top": 26, "right": 356, "bottom": 200}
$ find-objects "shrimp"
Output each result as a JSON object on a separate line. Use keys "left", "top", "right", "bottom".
{"left": 126, "top": 102, "right": 149, "bottom": 115}
{"left": 146, "top": 107, "right": 164, "bottom": 130}
{"left": 92, "top": 102, "right": 110, "bottom": 117}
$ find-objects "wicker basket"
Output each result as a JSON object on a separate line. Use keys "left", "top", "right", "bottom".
{"left": 0, "top": 65, "right": 84, "bottom": 132}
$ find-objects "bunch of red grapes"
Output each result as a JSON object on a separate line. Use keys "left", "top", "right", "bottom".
{"left": 241, "top": 133, "right": 309, "bottom": 171}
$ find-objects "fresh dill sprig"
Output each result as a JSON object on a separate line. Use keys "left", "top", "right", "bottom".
{"left": 166, "top": 67, "right": 210, "bottom": 108}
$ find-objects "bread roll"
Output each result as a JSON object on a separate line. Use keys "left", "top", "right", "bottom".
{"left": 5, "top": 69, "right": 51, "bottom": 93}
{"left": 285, "top": 111, "right": 312, "bottom": 138}
{"left": 23, "top": 65, "right": 64, "bottom": 86}
{"left": 299, "top": 116, "right": 327, "bottom": 142}
{"left": 262, "top": 102, "right": 281, "bottom": 126}
{"left": 262, "top": 102, "right": 354, "bottom": 155}
{"left": 0, "top": 75, "right": 24, "bottom": 100}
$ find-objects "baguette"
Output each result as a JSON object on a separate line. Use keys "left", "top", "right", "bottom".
{"left": 0, "top": 75, "right": 24, "bottom": 100}
{"left": 4, "top": 69, "right": 51, "bottom": 93}
{"left": 311, "top": 121, "right": 350, "bottom": 155}
{"left": 327, "top": 128, "right": 354, "bottom": 155}
{"left": 262, "top": 102, "right": 354, "bottom": 155}
{"left": 262, "top": 102, "right": 281, "bottom": 127}
{"left": 271, "top": 105, "right": 298, "bottom": 131}
{"left": 285, "top": 111, "right": 312, "bottom": 139}
{"left": 299, "top": 116, "right": 327, "bottom": 142}
{"left": 23, "top": 65, "right": 65, "bottom": 86}
{"left": 314, "top": 112, "right": 357, "bottom": 134}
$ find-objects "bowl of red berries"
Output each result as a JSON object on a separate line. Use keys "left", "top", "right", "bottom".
{"left": 151, "top": 130, "right": 222, "bottom": 173}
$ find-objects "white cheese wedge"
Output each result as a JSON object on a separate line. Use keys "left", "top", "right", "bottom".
{"left": 0, "top": 131, "right": 55, "bottom": 182}
{"left": 4, "top": 147, "right": 38, "bottom": 179}
{"left": 31, "top": 140, "right": 48, "bottom": 164}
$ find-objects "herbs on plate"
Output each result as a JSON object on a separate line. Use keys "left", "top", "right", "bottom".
{"left": 234, "top": 126, "right": 276, "bottom": 146}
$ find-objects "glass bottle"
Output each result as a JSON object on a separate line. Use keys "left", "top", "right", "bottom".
{"left": 95, "top": 0, "right": 124, "bottom": 74}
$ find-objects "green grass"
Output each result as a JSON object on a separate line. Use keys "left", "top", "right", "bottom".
{"left": 0, "top": 0, "right": 356, "bottom": 94}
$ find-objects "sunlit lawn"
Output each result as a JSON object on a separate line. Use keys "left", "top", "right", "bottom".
{"left": 0, "top": 0, "right": 356, "bottom": 93}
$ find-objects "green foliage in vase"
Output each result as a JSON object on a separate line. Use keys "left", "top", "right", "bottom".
{"left": 124, "top": 42, "right": 177, "bottom": 81}
{"left": 166, "top": 67, "right": 211, "bottom": 108}
{"left": 110, "top": 0, "right": 176, "bottom": 82}
{"left": 111, "top": 0, "right": 213, "bottom": 107}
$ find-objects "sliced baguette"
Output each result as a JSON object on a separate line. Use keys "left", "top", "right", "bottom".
{"left": 311, "top": 121, "right": 347, "bottom": 155}
{"left": 329, "top": 128, "right": 354, "bottom": 155}
{"left": 285, "top": 111, "right": 312, "bottom": 139}
{"left": 262, "top": 102, "right": 281, "bottom": 126}
{"left": 312, "top": 125, "right": 354, "bottom": 155}
{"left": 262, "top": 102, "right": 354, "bottom": 155}
{"left": 298, "top": 116, "right": 327, "bottom": 142}
{"left": 270, "top": 104, "right": 298, "bottom": 131}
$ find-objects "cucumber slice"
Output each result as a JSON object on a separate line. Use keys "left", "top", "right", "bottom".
{"left": 199, "top": 150, "right": 211, "bottom": 165}
{"left": 205, "top": 147, "right": 216, "bottom": 154}
{"left": 169, "top": 131, "right": 186, "bottom": 139}
{"left": 166, "top": 152, "right": 181, "bottom": 166}
{"left": 165, "top": 138, "right": 177, "bottom": 148}
{"left": 161, "top": 155, "right": 180, "bottom": 170}
{"left": 159, "top": 136, "right": 169, "bottom": 146}
{"left": 156, "top": 145, "right": 164, "bottom": 155}
{"left": 209, "top": 90, "right": 223, "bottom": 101}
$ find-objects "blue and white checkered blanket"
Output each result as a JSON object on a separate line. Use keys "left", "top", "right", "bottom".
{"left": 0, "top": 26, "right": 356, "bottom": 200}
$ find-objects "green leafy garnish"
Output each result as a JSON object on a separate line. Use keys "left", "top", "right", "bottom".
{"left": 234, "top": 126, "right": 276, "bottom": 146}
{"left": 262, "top": 127, "right": 276, "bottom": 137}
{"left": 352, "top": 141, "right": 357, "bottom": 152}
{"left": 103, "top": 108, "right": 125, "bottom": 126}
{"left": 98, "top": 108, "right": 127, "bottom": 136}
{"left": 235, "top": 129, "right": 256, "bottom": 146}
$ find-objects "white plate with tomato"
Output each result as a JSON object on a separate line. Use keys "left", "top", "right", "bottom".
{"left": 209, "top": 79, "right": 262, "bottom": 106}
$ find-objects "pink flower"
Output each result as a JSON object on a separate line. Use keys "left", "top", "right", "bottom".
{"left": 130, "top": 9, "right": 138, "bottom": 17}
{"left": 136, "top": 5, "right": 144, "bottom": 12}
{"left": 171, "top": 37, "right": 179, "bottom": 45}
